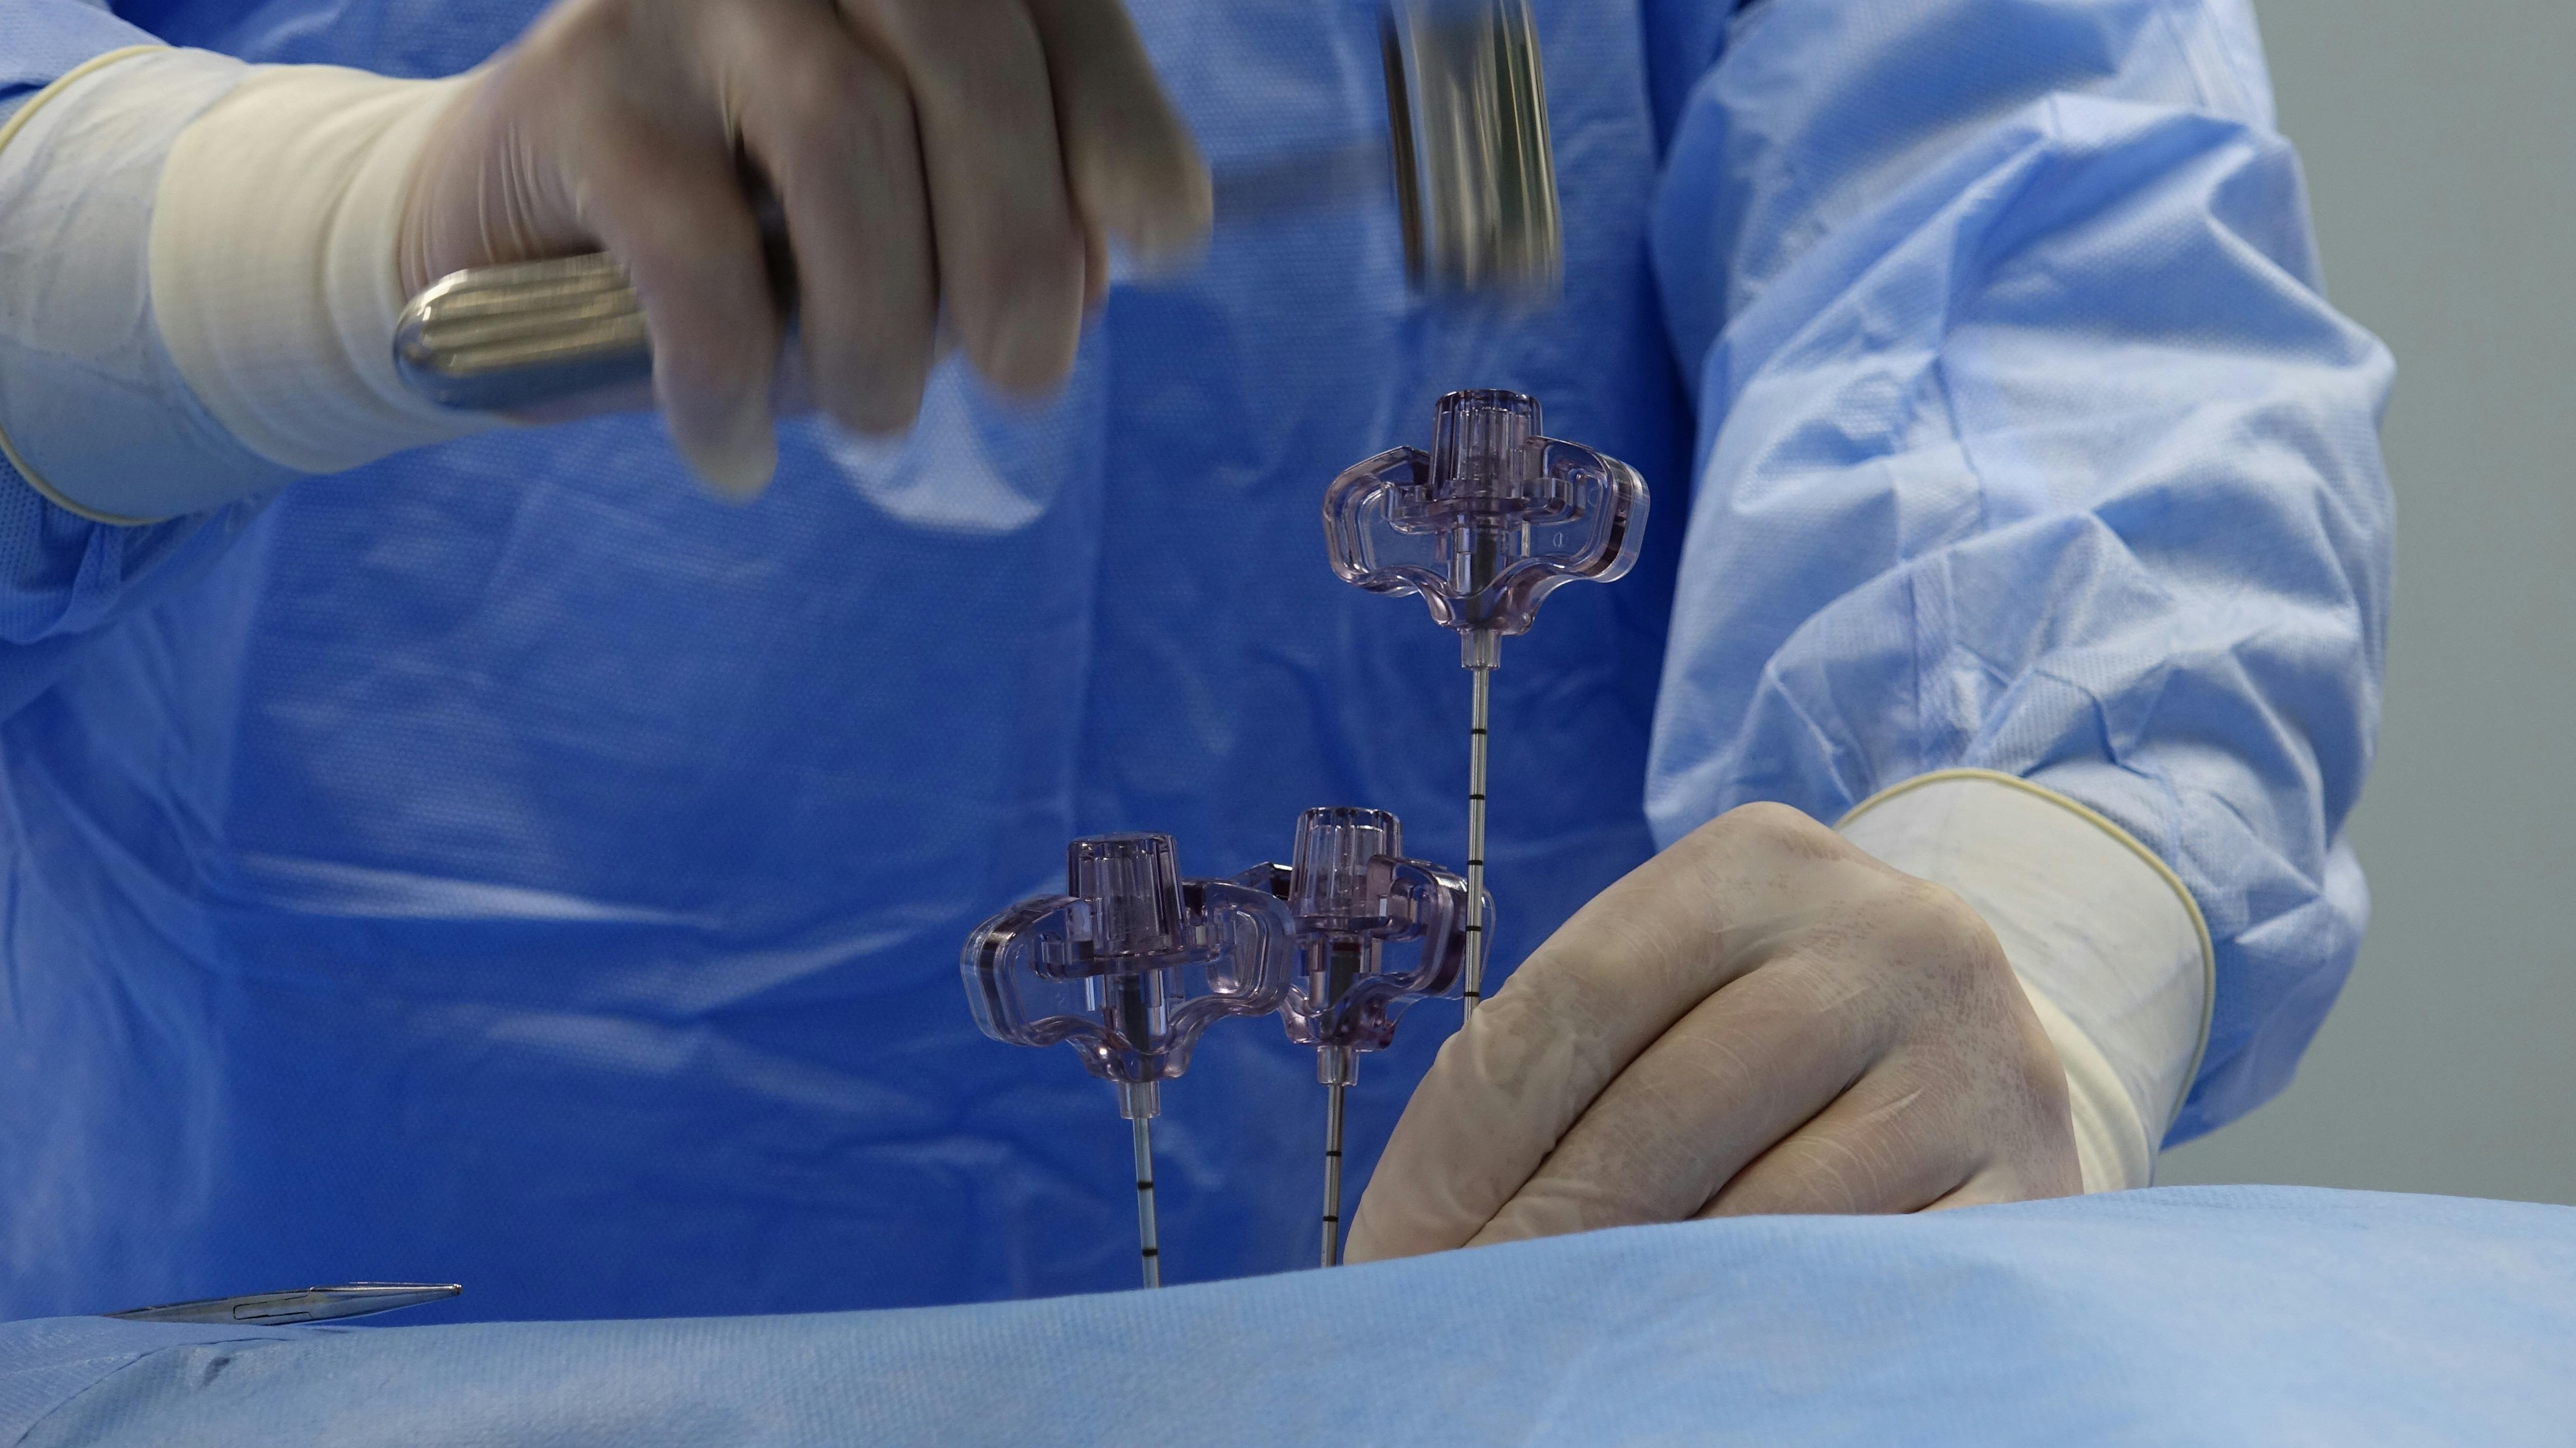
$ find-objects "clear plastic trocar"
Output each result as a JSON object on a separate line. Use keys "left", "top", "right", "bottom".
{"left": 1236, "top": 807, "right": 1476, "bottom": 1265}
{"left": 1238, "top": 808, "right": 1473, "bottom": 1073}
{"left": 963, "top": 833, "right": 1296, "bottom": 1286}
{"left": 1321, "top": 389, "right": 1648, "bottom": 1014}
{"left": 1323, "top": 388, "right": 1647, "bottom": 661}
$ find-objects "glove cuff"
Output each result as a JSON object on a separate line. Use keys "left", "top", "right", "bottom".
{"left": 1840, "top": 769, "right": 2215, "bottom": 1191}
{"left": 151, "top": 65, "right": 493, "bottom": 485}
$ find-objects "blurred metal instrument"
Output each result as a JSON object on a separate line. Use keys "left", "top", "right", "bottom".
{"left": 393, "top": 0, "right": 1561, "bottom": 411}
{"left": 107, "top": 1282, "right": 462, "bottom": 1325}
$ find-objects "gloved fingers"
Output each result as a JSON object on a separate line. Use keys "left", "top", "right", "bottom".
{"left": 1463, "top": 954, "right": 1887, "bottom": 1245}
{"left": 1340, "top": 990, "right": 1612, "bottom": 1262}
{"left": 838, "top": 0, "right": 1089, "bottom": 394}
{"left": 395, "top": 72, "right": 586, "bottom": 298}
{"left": 402, "top": 0, "right": 1169, "bottom": 476}
{"left": 720, "top": 3, "right": 936, "bottom": 436}
{"left": 569, "top": 103, "right": 781, "bottom": 498}
{"left": 1692, "top": 1057, "right": 1980, "bottom": 1219}
{"left": 1020, "top": 0, "right": 1213, "bottom": 268}
{"left": 1347, "top": 806, "right": 1882, "bottom": 1262}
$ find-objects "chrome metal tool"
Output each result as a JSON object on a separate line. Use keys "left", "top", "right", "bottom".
{"left": 107, "top": 1282, "right": 462, "bottom": 1325}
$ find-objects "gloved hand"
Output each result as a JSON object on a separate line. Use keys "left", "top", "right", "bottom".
{"left": 1345, "top": 803, "right": 2079, "bottom": 1258}
{"left": 397, "top": 0, "right": 1211, "bottom": 495}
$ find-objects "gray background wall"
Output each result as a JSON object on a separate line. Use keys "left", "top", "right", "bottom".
{"left": 2155, "top": 1, "right": 2576, "bottom": 1202}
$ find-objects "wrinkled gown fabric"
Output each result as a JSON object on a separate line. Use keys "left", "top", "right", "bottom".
{"left": 8, "top": 1189, "right": 2571, "bottom": 1446}
{"left": 0, "top": 0, "right": 2391, "bottom": 1318}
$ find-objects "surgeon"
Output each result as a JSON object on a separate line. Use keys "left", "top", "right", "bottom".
{"left": 0, "top": 0, "right": 2387, "bottom": 1318}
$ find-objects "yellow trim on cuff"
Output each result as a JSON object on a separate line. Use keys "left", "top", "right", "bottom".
{"left": 1838, "top": 766, "right": 2217, "bottom": 1134}
{"left": 0, "top": 45, "right": 176, "bottom": 529}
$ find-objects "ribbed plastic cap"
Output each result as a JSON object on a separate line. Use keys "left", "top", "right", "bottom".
{"left": 1068, "top": 834, "right": 1187, "bottom": 955}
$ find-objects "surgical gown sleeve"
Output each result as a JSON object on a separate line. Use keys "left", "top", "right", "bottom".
{"left": 0, "top": 10, "right": 278, "bottom": 718}
{"left": 1642, "top": 0, "right": 2393, "bottom": 1143}
{"left": 0, "top": 0, "right": 145, "bottom": 124}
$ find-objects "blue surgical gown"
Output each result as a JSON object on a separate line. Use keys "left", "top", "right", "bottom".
{"left": 0, "top": 0, "right": 2391, "bottom": 1321}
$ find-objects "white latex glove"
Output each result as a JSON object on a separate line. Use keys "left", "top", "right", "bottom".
{"left": 397, "top": 0, "right": 1212, "bottom": 494}
{"left": 1346, "top": 802, "right": 2080, "bottom": 1258}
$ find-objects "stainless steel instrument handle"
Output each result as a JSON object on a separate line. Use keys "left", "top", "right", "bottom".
{"left": 107, "top": 1282, "right": 463, "bottom": 1325}
{"left": 393, "top": 0, "right": 1559, "bottom": 414}
{"left": 394, "top": 253, "right": 651, "bottom": 411}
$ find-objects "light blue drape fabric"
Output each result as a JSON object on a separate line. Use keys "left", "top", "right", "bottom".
{"left": 0, "top": 0, "right": 2390, "bottom": 1319}
{"left": 0, "top": 0, "right": 146, "bottom": 125}
{"left": 8, "top": 1188, "right": 2571, "bottom": 1446}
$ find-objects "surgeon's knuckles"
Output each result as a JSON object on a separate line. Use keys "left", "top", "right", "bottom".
{"left": 1667, "top": 801, "right": 1882, "bottom": 921}
{"left": 750, "top": 40, "right": 882, "bottom": 157}
{"left": 1696, "top": 800, "right": 1851, "bottom": 864}
{"left": 1869, "top": 904, "right": 2076, "bottom": 1198}
{"left": 1859, "top": 875, "right": 2012, "bottom": 1006}
{"left": 851, "top": 0, "right": 1036, "bottom": 130}
{"left": 517, "top": 0, "right": 623, "bottom": 71}
{"left": 529, "top": 0, "right": 687, "bottom": 103}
